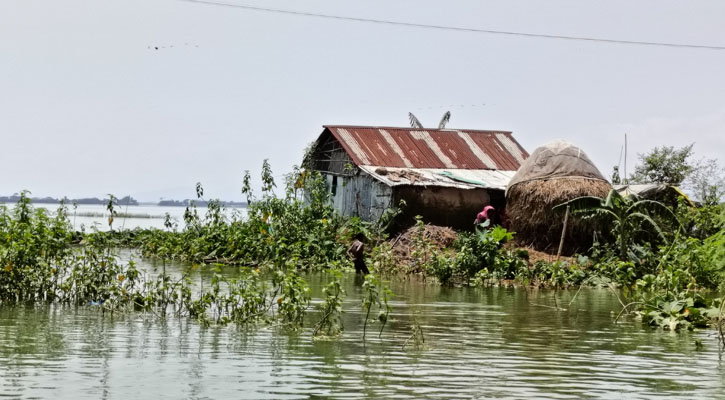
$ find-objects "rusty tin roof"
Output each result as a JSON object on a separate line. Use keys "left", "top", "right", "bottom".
{"left": 323, "top": 125, "right": 528, "bottom": 171}
{"left": 359, "top": 166, "right": 516, "bottom": 190}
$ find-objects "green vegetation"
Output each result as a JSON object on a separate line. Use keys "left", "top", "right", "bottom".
{"left": 628, "top": 143, "right": 724, "bottom": 205}
{"left": 374, "top": 186, "right": 724, "bottom": 333}
{"left": 0, "top": 192, "right": 137, "bottom": 305}
{"left": 0, "top": 173, "right": 336, "bottom": 335}
{"left": 361, "top": 272, "right": 392, "bottom": 340}
{"left": 0, "top": 147, "right": 723, "bottom": 340}
{"left": 554, "top": 189, "right": 677, "bottom": 259}
{"left": 132, "top": 168, "right": 353, "bottom": 273}
{"left": 563, "top": 193, "right": 725, "bottom": 332}
{"left": 0, "top": 162, "right": 397, "bottom": 341}
{"left": 630, "top": 144, "right": 696, "bottom": 186}
{"left": 313, "top": 269, "right": 345, "bottom": 337}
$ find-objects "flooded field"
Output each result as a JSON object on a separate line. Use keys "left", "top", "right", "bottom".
{"left": 1, "top": 253, "right": 723, "bottom": 399}
{"left": 16, "top": 204, "right": 247, "bottom": 231}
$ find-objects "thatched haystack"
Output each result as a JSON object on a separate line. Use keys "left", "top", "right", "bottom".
{"left": 505, "top": 141, "right": 611, "bottom": 254}
{"left": 389, "top": 224, "right": 458, "bottom": 264}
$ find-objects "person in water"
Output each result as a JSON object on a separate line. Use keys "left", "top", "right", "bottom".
{"left": 347, "top": 233, "right": 370, "bottom": 275}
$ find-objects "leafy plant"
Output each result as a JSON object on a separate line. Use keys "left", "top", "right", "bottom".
{"left": 242, "top": 170, "right": 253, "bottom": 204}
{"left": 409, "top": 216, "right": 434, "bottom": 273}
{"left": 276, "top": 268, "right": 311, "bottom": 328}
{"left": 261, "top": 159, "right": 276, "bottom": 194}
{"left": 370, "top": 242, "right": 397, "bottom": 275}
{"left": 361, "top": 273, "right": 392, "bottom": 340}
{"left": 313, "top": 269, "right": 345, "bottom": 337}
{"left": 454, "top": 226, "right": 521, "bottom": 283}
{"left": 555, "top": 189, "right": 678, "bottom": 260}
{"left": 517, "top": 260, "right": 588, "bottom": 288}
{"left": 106, "top": 194, "right": 118, "bottom": 230}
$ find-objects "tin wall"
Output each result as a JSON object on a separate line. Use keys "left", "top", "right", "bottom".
{"left": 325, "top": 173, "right": 392, "bottom": 222}
{"left": 392, "top": 185, "right": 493, "bottom": 229}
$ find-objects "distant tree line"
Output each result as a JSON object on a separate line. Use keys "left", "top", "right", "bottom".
{"left": 0, "top": 194, "right": 247, "bottom": 208}
{"left": 0, "top": 194, "right": 138, "bottom": 206}
{"left": 158, "top": 199, "right": 247, "bottom": 207}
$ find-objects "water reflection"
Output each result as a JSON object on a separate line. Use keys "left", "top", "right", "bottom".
{"left": 0, "top": 255, "right": 723, "bottom": 399}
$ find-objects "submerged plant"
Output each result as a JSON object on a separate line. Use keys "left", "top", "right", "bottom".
{"left": 313, "top": 269, "right": 345, "bottom": 337}
{"left": 361, "top": 273, "right": 392, "bottom": 340}
{"left": 277, "top": 268, "right": 311, "bottom": 328}
{"left": 402, "top": 318, "right": 425, "bottom": 351}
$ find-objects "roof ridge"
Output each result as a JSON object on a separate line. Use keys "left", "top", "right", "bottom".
{"left": 323, "top": 125, "right": 512, "bottom": 134}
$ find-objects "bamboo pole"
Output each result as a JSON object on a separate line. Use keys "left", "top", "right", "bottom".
{"left": 556, "top": 205, "right": 570, "bottom": 261}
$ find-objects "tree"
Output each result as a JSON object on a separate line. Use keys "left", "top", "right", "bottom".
{"left": 630, "top": 144, "right": 694, "bottom": 185}
{"left": 630, "top": 144, "right": 724, "bottom": 204}
{"left": 685, "top": 158, "right": 725, "bottom": 206}
{"left": 554, "top": 189, "right": 678, "bottom": 259}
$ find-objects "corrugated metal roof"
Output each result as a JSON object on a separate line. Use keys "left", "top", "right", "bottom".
{"left": 359, "top": 166, "right": 516, "bottom": 190}
{"left": 324, "top": 126, "right": 528, "bottom": 171}
{"left": 613, "top": 184, "right": 695, "bottom": 206}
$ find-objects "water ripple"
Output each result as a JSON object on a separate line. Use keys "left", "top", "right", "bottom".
{"left": 0, "top": 272, "right": 724, "bottom": 399}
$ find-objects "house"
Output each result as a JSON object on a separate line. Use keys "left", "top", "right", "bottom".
{"left": 614, "top": 184, "right": 695, "bottom": 207}
{"left": 305, "top": 125, "right": 529, "bottom": 228}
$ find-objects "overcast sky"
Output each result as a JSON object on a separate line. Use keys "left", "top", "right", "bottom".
{"left": 2, "top": 0, "right": 723, "bottom": 201}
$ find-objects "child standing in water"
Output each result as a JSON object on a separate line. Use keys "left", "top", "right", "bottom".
{"left": 347, "top": 233, "right": 370, "bottom": 275}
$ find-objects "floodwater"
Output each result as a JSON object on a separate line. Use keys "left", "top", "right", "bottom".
{"left": 5, "top": 204, "right": 247, "bottom": 231}
{"left": 1, "top": 254, "right": 724, "bottom": 399}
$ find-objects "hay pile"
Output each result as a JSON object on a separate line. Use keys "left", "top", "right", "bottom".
{"left": 389, "top": 224, "right": 458, "bottom": 262}
{"left": 507, "top": 178, "right": 610, "bottom": 252}
{"left": 506, "top": 141, "right": 611, "bottom": 254}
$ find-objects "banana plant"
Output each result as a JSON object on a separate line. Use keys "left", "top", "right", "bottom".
{"left": 554, "top": 189, "right": 679, "bottom": 259}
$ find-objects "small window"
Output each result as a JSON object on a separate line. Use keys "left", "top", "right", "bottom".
{"left": 331, "top": 176, "right": 338, "bottom": 196}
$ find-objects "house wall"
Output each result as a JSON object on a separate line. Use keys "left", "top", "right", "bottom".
{"left": 393, "top": 185, "right": 493, "bottom": 229}
{"left": 321, "top": 172, "right": 498, "bottom": 229}
{"left": 324, "top": 172, "right": 392, "bottom": 222}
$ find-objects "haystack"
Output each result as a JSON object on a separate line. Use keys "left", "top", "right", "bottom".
{"left": 505, "top": 140, "right": 611, "bottom": 254}
{"left": 390, "top": 224, "right": 458, "bottom": 263}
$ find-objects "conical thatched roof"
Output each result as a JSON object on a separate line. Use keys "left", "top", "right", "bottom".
{"left": 505, "top": 141, "right": 611, "bottom": 254}
{"left": 507, "top": 140, "right": 607, "bottom": 191}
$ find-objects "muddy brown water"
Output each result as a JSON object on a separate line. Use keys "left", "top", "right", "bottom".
{"left": 1, "top": 253, "right": 723, "bottom": 399}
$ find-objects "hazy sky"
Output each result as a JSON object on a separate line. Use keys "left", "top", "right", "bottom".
{"left": 2, "top": 0, "right": 724, "bottom": 201}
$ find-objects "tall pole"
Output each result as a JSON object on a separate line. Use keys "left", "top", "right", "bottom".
{"left": 624, "top": 133, "right": 628, "bottom": 184}
{"left": 556, "top": 205, "right": 570, "bottom": 261}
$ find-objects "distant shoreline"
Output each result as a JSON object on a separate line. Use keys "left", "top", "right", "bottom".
{"left": 0, "top": 195, "right": 247, "bottom": 208}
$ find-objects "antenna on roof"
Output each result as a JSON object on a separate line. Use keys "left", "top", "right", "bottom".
{"left": 438, "top": 111, "right": 451, "bottom": 129}
{"left": 408, "top": 111, "right": 452, "bottom": 129}
{"left": 408, "top": 112, "right": 423, "bottom": 129}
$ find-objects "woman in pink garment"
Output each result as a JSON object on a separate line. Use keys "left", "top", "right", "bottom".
{"left": 474, "top": 205, "right": 500, "bottom": 227}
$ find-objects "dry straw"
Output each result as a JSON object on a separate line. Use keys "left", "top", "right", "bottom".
{"left": 506, "top": 178, "right": 611, "bottom": 254}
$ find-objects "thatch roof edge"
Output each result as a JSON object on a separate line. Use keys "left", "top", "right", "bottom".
{"left": 506, "top": 176, "right": 610, "bottom": 197}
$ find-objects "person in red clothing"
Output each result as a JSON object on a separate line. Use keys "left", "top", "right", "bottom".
{"left": 474, "top": 205, "right": 501, "bottom": 227}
